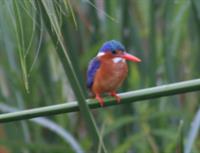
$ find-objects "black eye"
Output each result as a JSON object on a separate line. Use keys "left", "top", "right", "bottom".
{"left": 112, "top": 50, "right": 117, "bottom": 54}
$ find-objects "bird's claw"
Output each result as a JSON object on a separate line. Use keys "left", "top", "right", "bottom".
{"left": 95, "top": 92, "right": 120, "bottom": 107}
{"left": 110, "top": 92, "right": 121, "bottom": 103}
{"left": 95, "top": 94, "right": 105, "bottom": 107}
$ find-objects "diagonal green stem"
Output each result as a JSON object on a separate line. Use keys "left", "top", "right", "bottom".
{"left": 35, "top": 1, "right": 106, "bottom": 152}
{"left": 0, "top": 79, "right": 200, "bottom": 123}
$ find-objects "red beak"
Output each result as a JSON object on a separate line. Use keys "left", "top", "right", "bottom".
{"left": 121, "top": 53, "right": 141, "bottom": 62}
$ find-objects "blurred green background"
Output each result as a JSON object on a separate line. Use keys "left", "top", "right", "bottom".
{"left": 0, "top": 0, "right": 200, "bottom": 153}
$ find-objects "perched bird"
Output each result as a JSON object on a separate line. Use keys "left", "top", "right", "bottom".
{"left": 87, "top": 40, "right": 141, "bottom": 106}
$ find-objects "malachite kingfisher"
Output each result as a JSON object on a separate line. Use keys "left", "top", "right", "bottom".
{"left": 87, "top": 40, "right": 141, "bottom": 106}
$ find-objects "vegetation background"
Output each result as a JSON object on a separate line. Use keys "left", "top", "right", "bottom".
{"left": 0, "top": 0, "right": 200, "bottom": 153}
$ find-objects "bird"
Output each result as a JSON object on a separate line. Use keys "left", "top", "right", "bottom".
{"left": 87, "top": 40, "right": 141, "bottom": 106}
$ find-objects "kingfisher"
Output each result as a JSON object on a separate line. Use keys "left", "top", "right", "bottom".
{"left": 87, "top": 40, "right": 141, "bottom": 106}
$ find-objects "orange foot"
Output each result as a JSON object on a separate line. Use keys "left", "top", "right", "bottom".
{"left": 110, "top": 91, "right": 121, "bottom": 103}
{"left": 95, "top": 93, "right": 104, "bottom": 107}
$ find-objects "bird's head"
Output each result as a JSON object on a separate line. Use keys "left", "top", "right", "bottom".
{"left": 97, "top": 40, "right": 141, "bottom": 63}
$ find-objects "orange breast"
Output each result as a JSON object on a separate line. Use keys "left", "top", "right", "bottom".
{"left": 92, "top": 58, "right": 128, "bottom": 94}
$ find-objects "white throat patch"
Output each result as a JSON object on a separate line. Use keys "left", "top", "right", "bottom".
{"left": 112, "top": 57, "right": 125, "bottom": 63}
{"left": 97, "top": 52, "right": 105, "bottom": 57}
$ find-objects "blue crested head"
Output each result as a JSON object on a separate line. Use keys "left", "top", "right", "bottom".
{"left": 99, "top": 40, "right": 125, "bottom": 53}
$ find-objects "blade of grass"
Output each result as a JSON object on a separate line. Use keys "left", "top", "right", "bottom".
{"left": 184, "top": 108, "right": 200, "bottom": 153}
{"left": 13, "top": 0, "right": 29, "bottom": 92}
{"left": 148, "top": 0, "right": 157, "bottom": 86}
{"left": 56, "top": 1, "right": 87, "bottom": 96}
{"left": 191, "top": 0, "right": 200, "bottom": 77}
{"left": 162, "top": 0, "right": 176, "bottom": 82}
{"left": 120, "top": 0, "right": 137, "bottom": 144}
{"left": 0, "top": 103, "right": 84, "bottom": 153}
{"left": 113, "top": 133, "right": 143, "bottom": 153}
{"left": 35, "top": 1, "right": 106, "bottom": 152}
{"left": 175, "top": 120, "right": 184, "bottom": 153}
{"left": 104, "top": 0, "right": 118, "bottom": 39}
{"left": 86, "top": 0, "right": 116, "bottom": 22}
{"left": 64, "top": 0, "right": 77, "bottom": 29}
{"left": 129, "top": 1, "right": 146, "bottom": 88}
{"left": 86, "top": 0, "right": 101, "bottom": 42}
{"left": 0, "top": 79, "right": 200, "bottom": 122}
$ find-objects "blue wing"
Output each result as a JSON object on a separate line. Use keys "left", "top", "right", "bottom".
{"left": 87, "top": 57, "right": 100, "bottom": 89}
